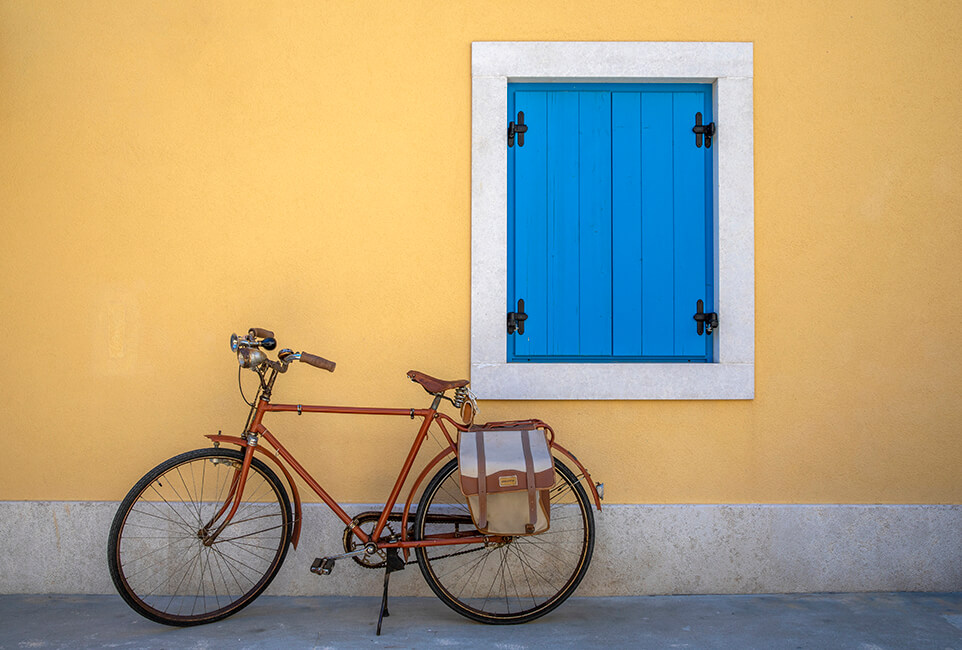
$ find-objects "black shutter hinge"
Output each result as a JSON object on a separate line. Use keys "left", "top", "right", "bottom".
{"left": 693, "top": 299, "right": 718, "bottom": 335}
{"left": 692, "top": 112, "right": 715, "bottom": 148}
{"left": 508, "top": 111, "right": 528, "bottom": 148}
{"left": 507, "top": 298, "right": 527, "bottom": 334}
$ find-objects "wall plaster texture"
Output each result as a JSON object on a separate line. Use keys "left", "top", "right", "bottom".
{"left": 2, "top": 502, "right": 959, "bottom": 596}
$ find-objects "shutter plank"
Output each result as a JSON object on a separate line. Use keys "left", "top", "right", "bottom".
{"left": 546, "top": 92, "right": 580, "bottom": 356}
{"left": 612, "top": 92, "right": 643, "bottom": 357}
{"left": 578, "top": 91, "right": 613, "bottom": 357}
{"left": 512, "top": 91, "right": 548, "bottom": 358}
{"left": 640, "top": 92, "right": 675, "bottom": 357}
{"left": 672, "top": 91, "right": 710, "bottom": 358}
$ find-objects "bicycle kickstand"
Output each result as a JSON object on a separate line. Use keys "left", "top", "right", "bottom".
{"left": 376, "top": 548, "right": 405, "bottom": 636}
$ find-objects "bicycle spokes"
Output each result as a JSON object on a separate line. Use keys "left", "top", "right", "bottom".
{"left": 108, "top": 449, "right": 292, "bottom": 625}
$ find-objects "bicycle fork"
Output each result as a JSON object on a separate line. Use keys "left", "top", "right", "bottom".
{"left": 197, "top": 442, "right": 257, "bottom": 545}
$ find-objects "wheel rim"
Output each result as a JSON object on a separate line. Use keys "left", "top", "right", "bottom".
{"left": 416, "top": 459, "right": 592, "bottom": 621}
{"left": 113, "top": 452, "right": 289, "bottom": 622}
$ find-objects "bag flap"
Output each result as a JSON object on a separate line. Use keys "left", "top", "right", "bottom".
{"left": 458, "top": 429, "right": 552, "bottom": 496}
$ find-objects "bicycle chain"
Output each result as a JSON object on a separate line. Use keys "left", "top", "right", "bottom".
{"left": 336, "top": 513, "right": 498, "bottom": 568}
{"left": 403, "top": 543, "right": 489, "bottom": 565}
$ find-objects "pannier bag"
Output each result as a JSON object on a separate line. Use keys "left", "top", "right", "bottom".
{"left": 458, "top": 427, "right": 553, "bottom": 535}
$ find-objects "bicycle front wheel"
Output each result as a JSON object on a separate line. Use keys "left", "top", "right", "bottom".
{"left": 414, "top": 457, "right": 594, "bottom": 624}
{"left": 107, "top": 448, "right": 292, "bottom": 626}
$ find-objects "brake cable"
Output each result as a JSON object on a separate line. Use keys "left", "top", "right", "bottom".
{"left": 238, "top": 366, "right": 255, "bottom": 407}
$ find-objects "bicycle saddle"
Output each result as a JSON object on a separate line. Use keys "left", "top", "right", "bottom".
{"left": 407, "top": 370, "right": 469, "bottom": 394}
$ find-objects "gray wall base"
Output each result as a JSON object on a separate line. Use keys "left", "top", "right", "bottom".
{"left": 1, "top": 502, "right": 959, "bottom": 595}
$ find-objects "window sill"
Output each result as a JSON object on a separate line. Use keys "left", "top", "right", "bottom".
{"left": 471, "top": 361, "right": 753, "bottom": 400}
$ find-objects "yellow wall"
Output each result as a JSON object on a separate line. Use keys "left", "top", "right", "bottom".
{"left": 1, "top": 1, "right": 960, "bottom": 505}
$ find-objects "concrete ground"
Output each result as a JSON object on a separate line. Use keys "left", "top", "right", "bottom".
{"left": 0, "top": 593, "right": 960, "bottom": 649}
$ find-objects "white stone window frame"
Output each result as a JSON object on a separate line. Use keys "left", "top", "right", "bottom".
{"left": 471, "top": 42, "right": 754, "bottom": 400}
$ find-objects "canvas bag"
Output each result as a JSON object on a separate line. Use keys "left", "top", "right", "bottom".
{"left": 457, "top": 428, "right": 553, "bottom": 535}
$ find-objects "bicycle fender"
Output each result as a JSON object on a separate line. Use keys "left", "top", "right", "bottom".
{"left": 550, "top": 441, "right": 602, "bottom": 511}
{"left": 205, "top": 434, "right": 303, "bottom": 549}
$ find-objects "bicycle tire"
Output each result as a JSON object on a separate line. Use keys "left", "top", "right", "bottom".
{"left": 107, "top": 448, "right": 293, "bottom": 626}
{"left": 414, "top": 457, "right": 594, "bottom": 624}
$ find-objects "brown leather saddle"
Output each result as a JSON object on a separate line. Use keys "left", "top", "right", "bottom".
{"left": 407, "top": 370, "right": 469, "bottom": 394}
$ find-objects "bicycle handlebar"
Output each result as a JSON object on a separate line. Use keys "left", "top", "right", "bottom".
{"left": 233, "top": 330, "right": 336, "bottom": 373}
{"left": 299, "top": 352, "right": 336, "bottom": 372}
{"left": 276, "top": 349, "right": 336, "bottom": 373}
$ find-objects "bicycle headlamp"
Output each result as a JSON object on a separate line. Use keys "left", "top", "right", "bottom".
{"left": 237, "top": 347, "right": 266, "bottom": 368}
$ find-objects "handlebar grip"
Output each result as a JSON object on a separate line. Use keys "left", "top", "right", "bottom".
{"left": 249, "top": 327, "right": 275, "bottom": 339}
{"left": 299, "top": 352, "right": 336, "bottom": 372}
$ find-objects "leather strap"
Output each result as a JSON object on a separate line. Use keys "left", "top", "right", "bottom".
{"left": 520, "top": 430, "right": 537, "bottom": 534}
{"left": 475, "top": 430, "right": 487, "bottom": 530}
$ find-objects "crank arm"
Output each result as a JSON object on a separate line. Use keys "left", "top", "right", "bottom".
{"left": 321, "top": 547, "right": 372, "bottom": 562}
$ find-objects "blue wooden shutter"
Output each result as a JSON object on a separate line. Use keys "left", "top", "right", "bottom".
{"left": 508, "top": 83, "right": 714, "bottom": 362}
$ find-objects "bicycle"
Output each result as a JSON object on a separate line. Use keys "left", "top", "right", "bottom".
{"left": 107, "top": 328, "right": 603, "bottom": 632}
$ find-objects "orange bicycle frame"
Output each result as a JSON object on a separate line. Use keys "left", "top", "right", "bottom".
{"left": 205, "top": 389, "right": 602, "bottom": 554}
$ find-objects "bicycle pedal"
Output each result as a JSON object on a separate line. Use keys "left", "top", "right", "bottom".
{"left": 310, "top": 557, "right": 336, "bottom": 575}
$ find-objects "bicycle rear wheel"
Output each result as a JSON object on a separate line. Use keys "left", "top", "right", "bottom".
{"left": 414, "top": 458, "right": 594, "bottom": 624}
{"left": 107, "top": 448, "right": 292, "bottom": 626}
